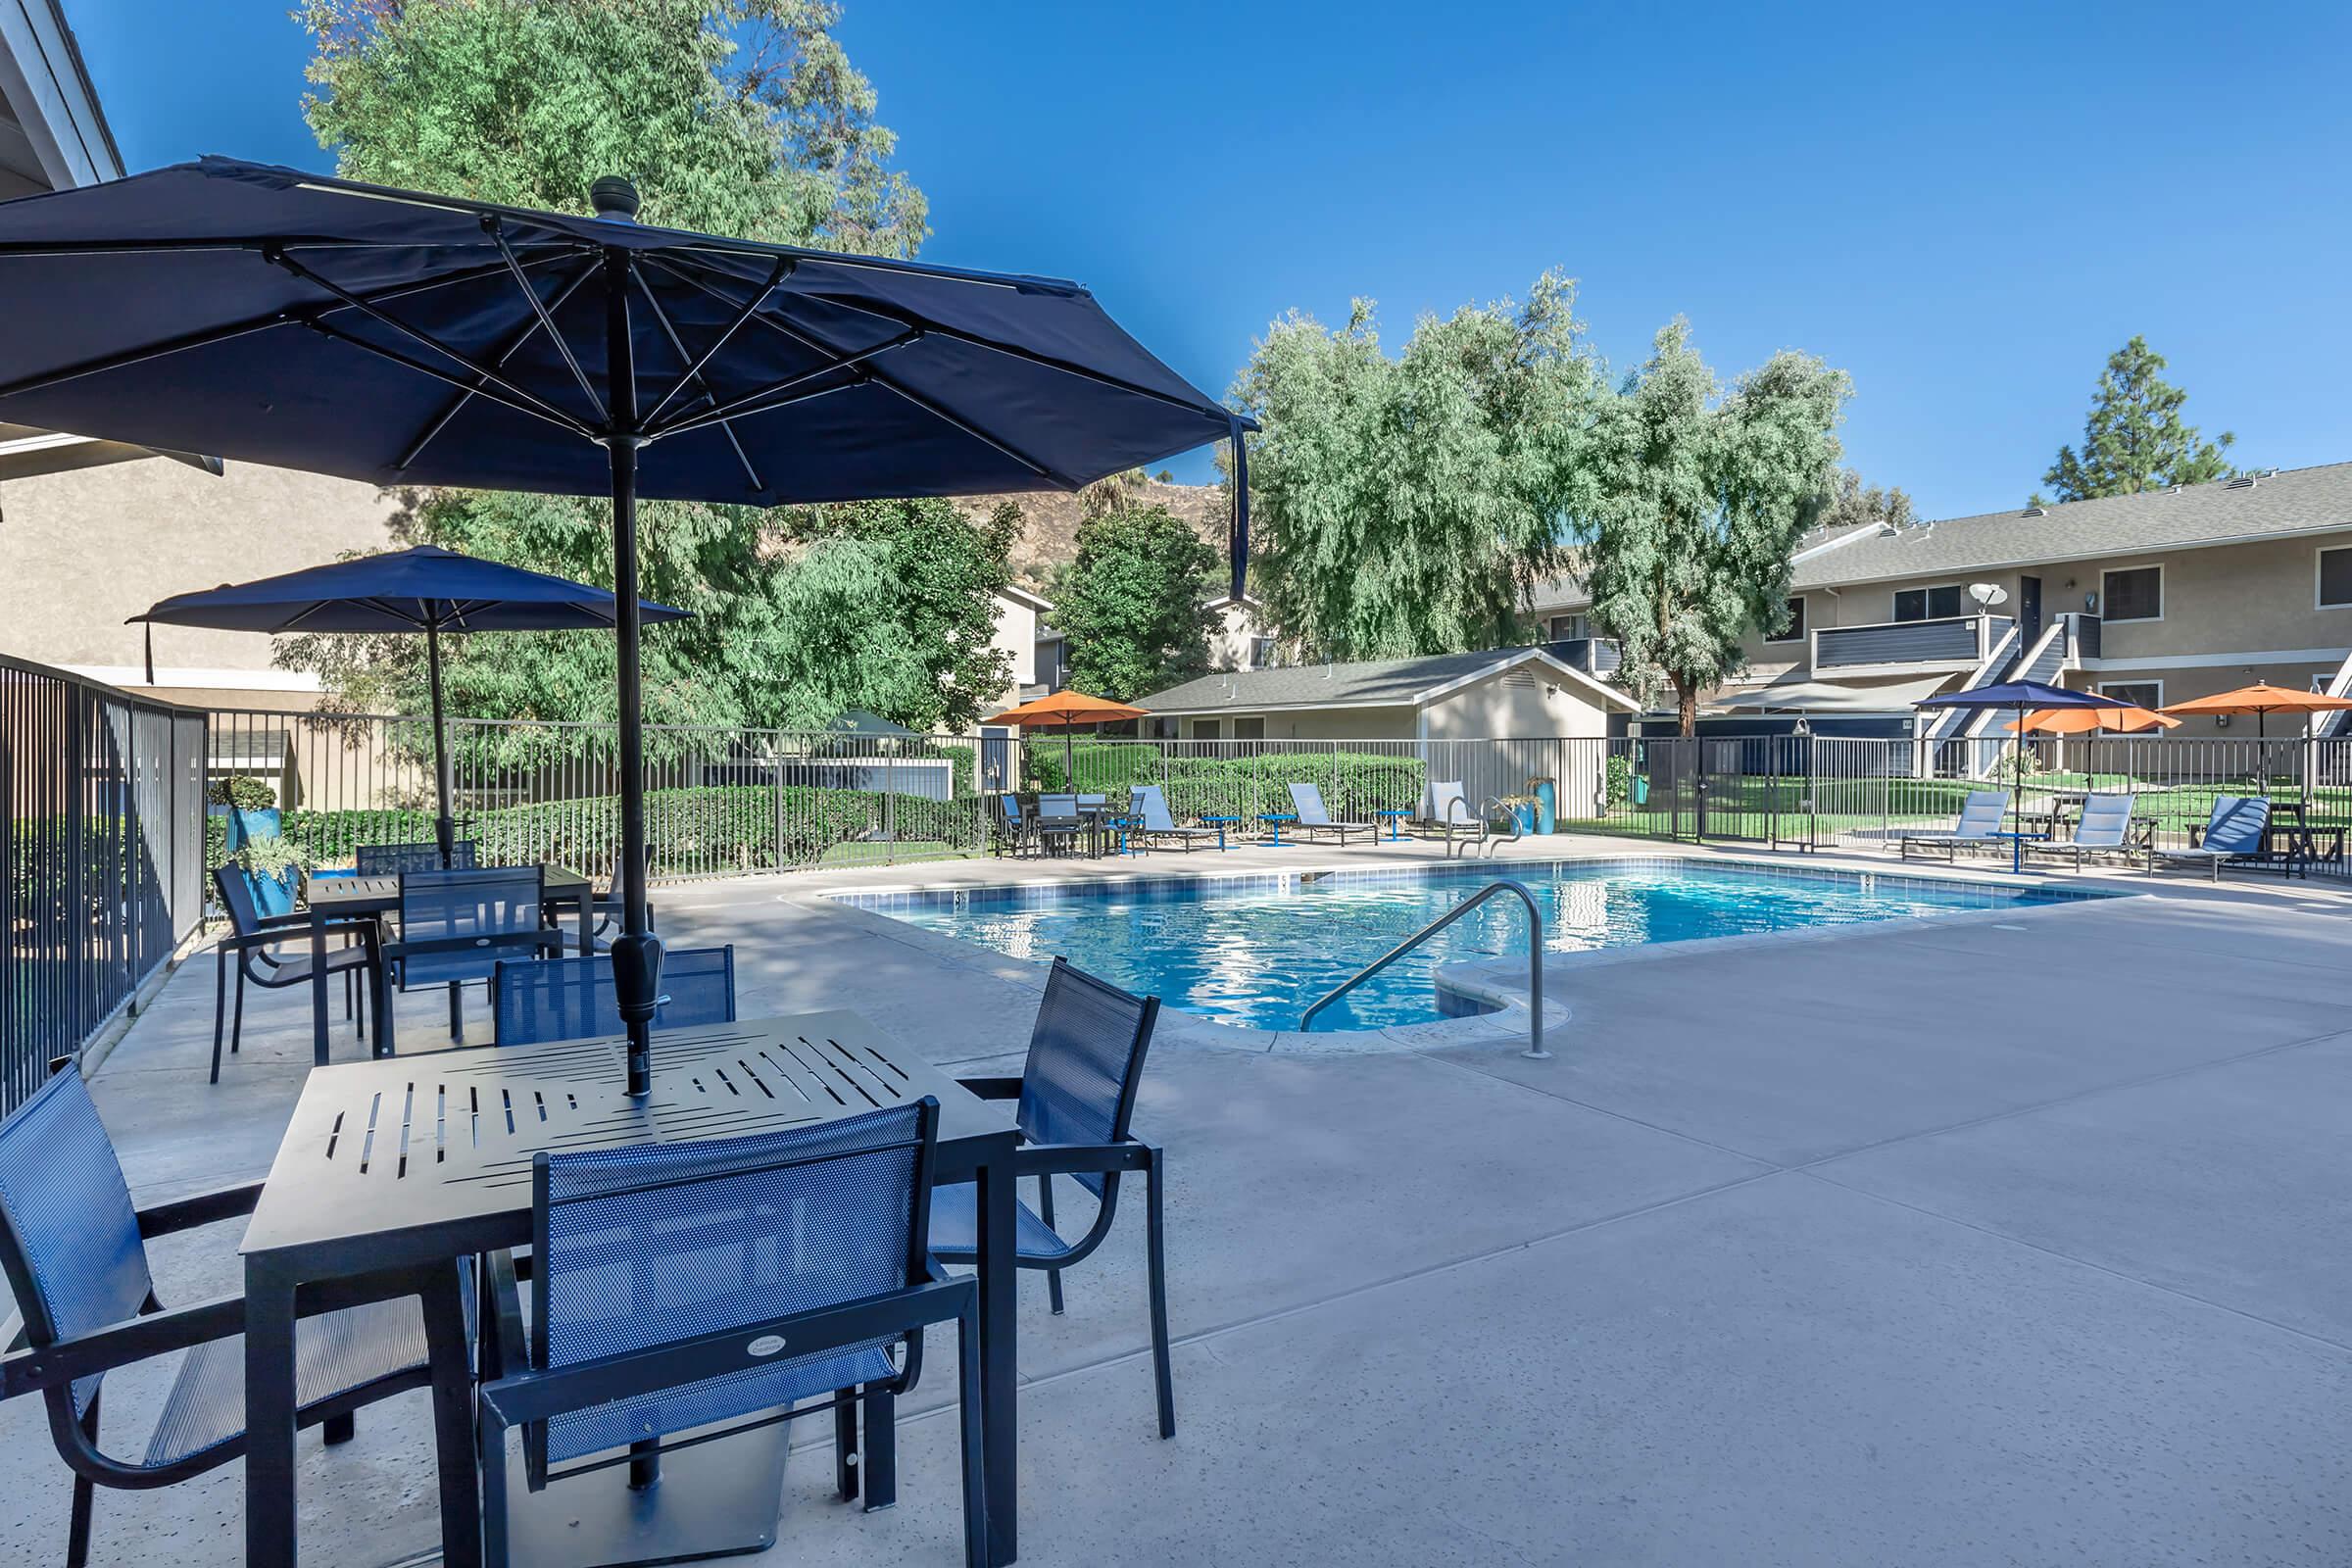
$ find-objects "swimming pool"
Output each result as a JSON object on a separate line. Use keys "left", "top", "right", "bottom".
{"left": 842, "top": 858, "right": 2104, "bottom": 1032}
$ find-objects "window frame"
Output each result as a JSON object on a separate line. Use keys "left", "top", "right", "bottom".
{"left": 2318, "top": 545, "right": 2352, "bottom": 611}
{"left": 2097, "top": 679, "right": 2163, "bottom": 710}
{"left": 1764, "top": 595, "right": 1807, "bottom": 644}
{"left": 2100, "top": 564, "right": 2165, "bottom": 624}
{"left": 1892, "top": 583, "right": 1967, "bottom": 623}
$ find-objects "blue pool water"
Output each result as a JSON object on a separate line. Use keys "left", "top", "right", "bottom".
{"left": 844, "top": 858, "right": 2102, "bottom": 1032}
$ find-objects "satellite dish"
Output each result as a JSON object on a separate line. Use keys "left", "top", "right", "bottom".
{"left": 1967, "top": 582, "right": 2008, "bottom": 609}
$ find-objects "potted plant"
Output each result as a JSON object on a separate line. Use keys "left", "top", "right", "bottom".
{"left": 1525, "top": 775, "right": 1558, "bottom": 833}
{"left": 235, "top": 833, "right": 311, "bottom": 919}
{"left": 1494, "top": 792, "right": 1542, "bottom": 836}
{"left": 209, "top": 775, "right": 280, "bottom": 852}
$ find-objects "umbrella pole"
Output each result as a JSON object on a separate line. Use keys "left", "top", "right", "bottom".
{"left": 603, "top": 247, "right": 662, "bottom": 1107}
{"left": 2013, "top": 703, "right": 2025, "bottom": 873}
{"left": 424, "top": 620, "right": 456, "bottom": 868}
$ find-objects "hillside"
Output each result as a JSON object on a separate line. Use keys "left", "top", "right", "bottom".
{"left": 954, "top": 480, "right": 1227, "bottom": 592}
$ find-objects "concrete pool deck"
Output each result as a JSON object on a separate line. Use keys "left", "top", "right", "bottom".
{"left": 19, "top": 833, "right": 2352, "bottom": 1565}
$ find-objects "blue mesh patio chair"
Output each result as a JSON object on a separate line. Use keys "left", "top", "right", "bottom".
{"left": 493, "top": 947, "right": 736, "bottom": 1046}
{"left": 384, "top": 865, "right": 561, "bottom": 1043}
{"left": 474, "top": 1100, "right": 986, "bottom": 1568}
{"left": 355, "top": 839, "right": 478, "bottom": 875}
{"left": 2152, "top": 794, "right": 2278, "bottom": 880}
{"left": 0, "top": 1066, "right": 456, "bottom": 1568}
{"left": 2028, "top": 791, "right": 2142, "bottom": 870}
{"left": 990, "top": 794, "right": 1035, "bottom": 858}
{"left": 930, "top": 956, "right": 1173, "bottom": 1437}
{"left": 210, "top": 864, "right": 382, "bottom": 1081}
{"left": 1034, "top": 793, "right": 1083, "bottom": 857}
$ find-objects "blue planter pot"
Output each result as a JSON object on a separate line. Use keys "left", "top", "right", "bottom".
{"left": 247, "top": 866, "right": 298, "bottom": 918}
{"left": 225, "top": 807, "right": 280, "bottom": 852}
{"left": 1508, "top": 803, "right": 1538, "bottom": 835}
{"left": 1632, "top": 776, "right": 1650, "bottom": 807}
{"left": 1530, "top": 779, "right": 1557, "bottom": 834}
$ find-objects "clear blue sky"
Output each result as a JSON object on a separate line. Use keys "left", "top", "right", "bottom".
{"left": 63, "top": 0, "right": 2352, "bottom": 518}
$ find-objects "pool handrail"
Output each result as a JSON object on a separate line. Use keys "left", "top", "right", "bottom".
{"left": 1298, "top": 877, "right": 1548, "bottom": 1059}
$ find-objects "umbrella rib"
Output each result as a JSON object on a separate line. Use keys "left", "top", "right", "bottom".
{"left": 641, "top": 256, "right": 1067, "bottom": 483}
{"left": 640, "top": 256, "right": 794, "bottom": 429}
{"left": 396, "top": 263, "right": 600, "bottom": 471}
{"left": 486, "top": 218, "right": 608, "bottom": 426}
{"left": 626, "top": 264, "right": 764, "bottom": 491}
{"left": 300, "top": 317, "right": 596, "bottom": 439}
{"left": 0, "top": 253, "right": 563, "bottom": 403}
{"left": 269, "top": 246, "right": 585, "bottom": 433}
{"left": 643, "top": 329, "right": 922, "bottom": 444}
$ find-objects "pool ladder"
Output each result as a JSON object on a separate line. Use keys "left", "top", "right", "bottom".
{"left": 1298, "top": 878, "right": 1549, "bottom": 1059}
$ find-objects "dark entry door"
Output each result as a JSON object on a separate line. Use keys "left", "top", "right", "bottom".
{"left": 2018, "top": 575, "right": 2042, "bottom": 646}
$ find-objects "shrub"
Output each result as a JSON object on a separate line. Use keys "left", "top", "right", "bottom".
{"left": 1025, "top": 742, "right": 1425, "bottom": 823}
{"left": 207, "top": 775, "right": 276, "bottom": 809}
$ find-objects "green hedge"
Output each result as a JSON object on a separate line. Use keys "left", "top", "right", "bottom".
{"left": 1023, "top": 743, "right": 1425, "bottom": 822}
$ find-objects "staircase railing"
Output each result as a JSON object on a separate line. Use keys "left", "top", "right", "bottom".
{"left": 1298, "top": 878, "right": 1549, "bottom": 1058}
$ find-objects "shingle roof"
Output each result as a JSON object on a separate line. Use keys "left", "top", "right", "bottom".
{"left": 1138, "top": 647, "right": 1632, "bottom": 713}
{"left": 1790, "top": 463, "right": 2352, "bottom": 589}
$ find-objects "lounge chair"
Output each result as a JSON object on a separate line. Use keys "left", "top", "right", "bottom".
{"left": 1897, "top": 790, "right": 2013, "bottom": 861}
{"left": 2028, "top": 791, "right": 2141, "bottom": 870}
{"left": 1128, "top": 783, "right": 1219, "bottom": 853}
{"left": 2150, "top": 795, "right": 2280, "bottom": 880}
{"left": 1285, "top": 781, "right": 1376, "bottom": 845}
{"left": 1416, "top": 781, "right": 1487, "bottom": 855}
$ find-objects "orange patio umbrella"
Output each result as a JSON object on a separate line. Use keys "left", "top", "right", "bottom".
{"left": 2004, "top": 705, "right": 2180, "bottom": 735}
{"left": 984, "top": 688, "right": 1151, "bottom": 787}
{"left": 2161, "top": 680, "right": 2352, "bottom": 797}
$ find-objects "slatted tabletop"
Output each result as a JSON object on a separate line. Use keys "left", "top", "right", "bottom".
{"left": 307, "top": 864, "right": 593, "bottom": 911}
{"left": 242, "top": 1010, "right": 1015, "bottom": 1254}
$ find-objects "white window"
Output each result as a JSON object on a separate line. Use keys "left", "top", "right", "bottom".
{"left": 2098, "top": 680, "right": 2162, "bottom": 710}
{"left": 1893, "top": 584, "right": 1965, "bottom": 621}
{"left": 1247, "top": 635, "right": 1276, "bottom": 669}
{"left": 2101, "top": 564, "right": 2163, "bottom": 622}
{"left": 1765, "top": 596, "right": 1806, "bottom": 643}
{"left": 2319, "top": 546, "right": 2352, "bottom": 610}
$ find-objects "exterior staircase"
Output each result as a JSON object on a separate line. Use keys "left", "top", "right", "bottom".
{"left": 1922, "top": 617, "right": 2076, "bottom": 778}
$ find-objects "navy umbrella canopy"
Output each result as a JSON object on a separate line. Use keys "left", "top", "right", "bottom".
{"left": 135, "top": 544, "right": 690, "bottom": 864}
{"left": 1916, "top": 679, "right": 2132, "bottom": 871}
{"left": 0, "top": 156, "right": 1249, "bottom": 1096}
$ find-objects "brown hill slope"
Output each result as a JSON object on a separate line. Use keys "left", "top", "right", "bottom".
{"left": 954, "top": 481, "right": 1226, "bottom": 591}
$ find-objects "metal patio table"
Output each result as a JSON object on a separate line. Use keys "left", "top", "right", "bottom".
{"left": 237, "top": 1010, "right": 1025, "bottom": 1568}
{"left": 304, "top": 866, "right": 596, "bottom": 1056}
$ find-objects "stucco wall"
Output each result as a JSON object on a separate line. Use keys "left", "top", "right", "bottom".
{"left": 2082, "top": 533, "right": 2352, "bottom": 668}
{"left": 1182, "top": 705, "right": 1417, "bottom": 742}
{"left": 1, "top": 453, "right": 401, "bottom": 682}
{"left": 1206, "top": 600, "right": 1268, "bottom": 670}
{"left": 987, "top": 592, "right": 1039, "bottom": 703}
{"left": 1421, "top": 665, "right": 1614, "bottom": 740}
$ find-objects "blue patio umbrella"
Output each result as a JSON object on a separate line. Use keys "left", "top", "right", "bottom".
{"left": 0, "top": 156, "right": 1247, "bottom": 1098}
{"left": 133, "top": 544, "right": 690, "bottom": 865}
{"left": 1916, "top": 678, "right": 2133, "bottom": 870}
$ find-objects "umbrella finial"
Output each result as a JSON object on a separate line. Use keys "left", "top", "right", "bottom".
{"left": 590, "top": 176, "right": 641, "bottom": 222}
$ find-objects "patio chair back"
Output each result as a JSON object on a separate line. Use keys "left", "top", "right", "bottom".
{"left": 1426, "top": 781, "right": 1473, "bottom": 825}
{"left": 356, "top": 840, "right": 477, "bottom": 876}
{"left": 1954, "top": 791, "right": 2009, "bottom": 838}
{"left": 1132, "top": 784, "right": 1179, "bottom": 833}
{"left": 2073, "top": 792, "right": 2136, "bottom": 849}
{"left": 397, "top": 865, "right": 546, "bottom": 988}
{"left": 494, "top": 948, "right": 736, "bottom": 1046}
{"left": 997, "top": 794, "right": 1023, "bottom": 828}
{"left": 212, "top": 862, "right": 270, "bottom": 938}
{"left": 2203, "top": 795, "right": 2270, "bottom": 855}
{"left": 529, "top": 1099, "right": 939, "bottom": 1466}
{"left": 0, "top": 1069, "right": 154, "bottom": 1419}
{"left": 1288, "top": 781, "right": 1335, "bottom": 826}
{"left": 1039, "top": 792, "right": 1079, "bottom": 820}
{"left": 1017, "top": 957, "right": 1159, "bottom": 1199}
{"left": 1077, "top": 793, "right": 1106, "bottom": 809}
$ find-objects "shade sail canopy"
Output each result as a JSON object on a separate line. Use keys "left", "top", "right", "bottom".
{"left": 822, "top": 709, "right": 920, "bottom": 738}
{"left": 2160, "top": 681, "right": 2352, "bottom": 717}
{"left": 0, "top": 157, "right": 1250, "bottom": 512}
{"left": 1916, "top": 678, "right": 2132, "bottom": 711}
{"left": 985, "top": 690, "right": 1149, "bottom": 731}
{"left": 1714, "top": 674, "right": 1947, "bottom": 713}
{"left": 2004, "top": 705, "right": 2179, "bottom": 735}
{"left": 133, "top": 544, "right": 688, "bottom": 633}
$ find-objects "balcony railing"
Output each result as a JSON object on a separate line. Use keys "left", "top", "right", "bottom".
{"left": 1812, "top": 614, "right": 2009, "bottom": 671}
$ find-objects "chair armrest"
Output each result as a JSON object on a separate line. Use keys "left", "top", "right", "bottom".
{"left": 1013, "top": 1139, "right": 1152, "bottom": 1179}
{"left": 136, "top": 1178, "right": 264, "bottom": 1237}
{"left": 477, "top": 1249, "right": 527, "bottom": 1382}
{"left": 954, "top": 1075, "right": 1024, "bottom": 1101}
{"left": 0, "top": 1294, "right": 247, "bottom": 1399}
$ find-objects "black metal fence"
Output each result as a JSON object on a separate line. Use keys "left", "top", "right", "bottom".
{"left": 3, "top": 656, "right": 206, "bottom": 1113}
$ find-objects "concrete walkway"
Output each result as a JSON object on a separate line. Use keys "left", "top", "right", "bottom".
{"left": 14, "top": 837, "right": 2352, "bottom": 1566}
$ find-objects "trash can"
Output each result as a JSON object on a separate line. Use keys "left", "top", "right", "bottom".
{"left": 1528, "top": 777, "right": 1557, "bottom": 834}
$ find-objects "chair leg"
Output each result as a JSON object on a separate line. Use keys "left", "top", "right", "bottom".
{"left": 230, "top": 962, "right": 247, "bottom": 1057}
{"left": 67, "top": 1392, "right": 100, "bottom": 1568}
{"left": 212, "top": 948, "right": 229, "bottom": 1084}
{"left": 833, "top": 1393, "right": 859, "bottom": 1502}
{"left": 955, "top": 1299, "right": 988, "bottom": 1568}
{"left": 448, "top": 982, "right": 464, "bottom": 1043}
{"left": 479, "top": 1406, "right": 511, "bottom": 1568}
{"left": 860, "top": 1385, "right": 896, "bottom": 1512}
{"left": 1037, "top": 1174, "right": 1065, "bottom": 1315}
{"left": 1145, "top": 1149, "right": 1175, "bottom": 1439}
{"left": 323, "top": 1410, "right": 356, "bottom": 1446}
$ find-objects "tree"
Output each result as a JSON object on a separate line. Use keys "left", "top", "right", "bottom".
{"left": 1052, "top": 506, "right": 1220, "bottom": 701}
{"left": 1817, "top": 466, "right": 1916, "bottom": 534}
{"left": 1571, "top": 319, "right": 1849, "bottom": 736}
{"left": 283, "top": 0, "right": 968, "bottom": 750}
{"left": 2038, "top": 335, "right": 2234, "bottom": 504}
{"left": 1230, "top": 271, "right": 1608, "bottom": 661}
